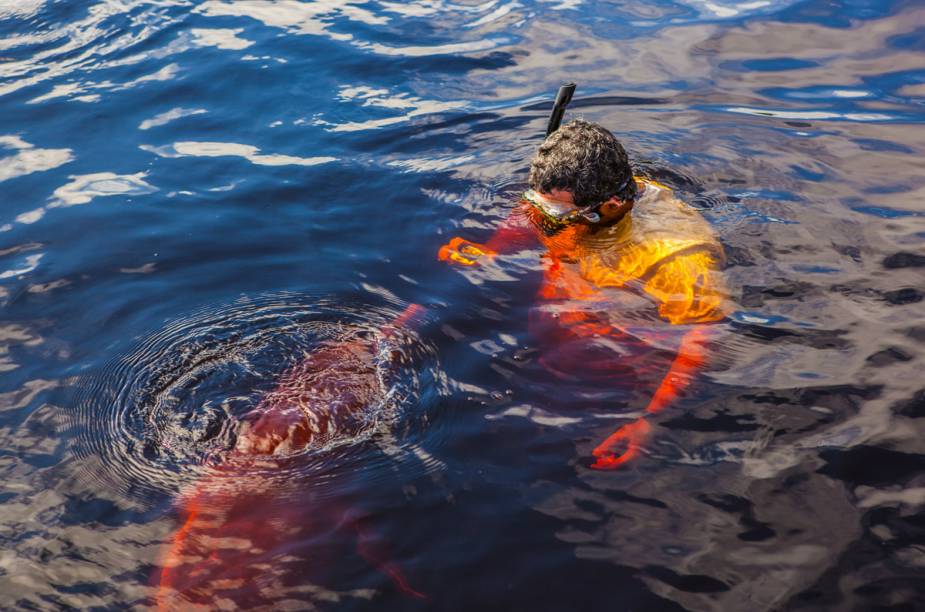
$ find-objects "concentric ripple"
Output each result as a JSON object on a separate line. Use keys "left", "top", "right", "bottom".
{"left": 68, "top": 293, "right": 445, "bottom": 507}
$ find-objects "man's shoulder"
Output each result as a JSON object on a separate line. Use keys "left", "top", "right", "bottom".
{"left": 632, "top": 179, "right": 723, "bottom": 260}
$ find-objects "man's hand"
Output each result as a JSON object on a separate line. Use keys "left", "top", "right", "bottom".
{"left": 590, "top": 327, "right": 711, "bottom": 470}
{"left": 591, "top": 419, "right": 650, "bottom": 469}
{"left": 437, "top": 237, "right": 496, "bottom": 266}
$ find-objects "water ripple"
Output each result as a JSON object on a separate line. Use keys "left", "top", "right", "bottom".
{"left": 67, "top": 293, "right": 446, "bottom": 508}
{"left": 0, "top": 1, "right": 188, "bottom": 100}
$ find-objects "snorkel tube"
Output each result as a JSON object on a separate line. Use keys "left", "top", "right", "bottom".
{"left": 546, "top": 83, "right": 576, "bottom": 137}
{"left": 530, "top": 83, "right": 603, "bottom": 228}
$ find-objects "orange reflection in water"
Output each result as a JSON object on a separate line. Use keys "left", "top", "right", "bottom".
{"left": 156, "top": 465, "right": 425, "bottom": 609}
{"left": 156, "top": 306, "right": 427, "bottom": 609}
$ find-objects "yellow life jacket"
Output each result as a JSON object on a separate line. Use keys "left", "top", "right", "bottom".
{"left": 533, "top": 178, "right": 728, "bottom": 325}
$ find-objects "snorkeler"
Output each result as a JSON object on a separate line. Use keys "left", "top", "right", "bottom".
{"left": 438, "top": 111, "right": 727, "bottom": 470}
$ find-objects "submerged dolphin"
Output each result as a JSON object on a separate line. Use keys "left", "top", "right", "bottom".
{"left": 156, "top": 304, "right": 427, "bottom": 609}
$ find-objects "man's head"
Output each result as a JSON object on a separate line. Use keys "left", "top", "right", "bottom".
{"left": 528, "top": 119, "right": 637, "bottom": 209}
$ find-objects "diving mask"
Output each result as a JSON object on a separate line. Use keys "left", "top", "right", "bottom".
{"left": 522, "top": 189, "right": 602, "bottom": 230}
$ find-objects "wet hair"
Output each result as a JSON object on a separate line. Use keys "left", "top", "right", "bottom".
{"left": 529, "top": 119, "right": 637, "bottom": 208}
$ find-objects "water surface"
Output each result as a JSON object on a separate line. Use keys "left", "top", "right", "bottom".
{"left": 1, "top": 0, "right": 924, "bottom": 609}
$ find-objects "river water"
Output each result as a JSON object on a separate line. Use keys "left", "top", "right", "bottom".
{"left": 1, "top": 1, "right": 924, "bottom": 610}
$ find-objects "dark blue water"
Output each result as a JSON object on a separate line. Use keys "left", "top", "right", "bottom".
{"left": 1, "top": 0, "right": 924, "bottom": 609}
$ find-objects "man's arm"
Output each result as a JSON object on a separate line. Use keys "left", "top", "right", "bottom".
{"left": 438, "top": 204, "right": 537, "bottom": 266}
{"left": 592, "top": 251, "right": 726, "bottom": 469}
{"left": 639, "top": 249, "right": 725, "bottom": 413}
{"left": 643, "top": 325, "right": 710, "bottom": 415}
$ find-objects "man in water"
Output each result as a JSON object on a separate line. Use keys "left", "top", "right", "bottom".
{"left": 439, "top": 119, "right": 728, "bottom": 469}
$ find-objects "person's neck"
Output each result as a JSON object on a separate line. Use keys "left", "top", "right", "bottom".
{"left": 594, "top": 199, "right": 634, "bottom": 228}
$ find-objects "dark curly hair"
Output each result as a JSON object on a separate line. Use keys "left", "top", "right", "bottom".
{"left": 529, "top": 119, "right": 637, "bottom": 208}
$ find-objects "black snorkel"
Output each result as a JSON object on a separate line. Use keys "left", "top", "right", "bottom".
{"left": 546, "top": 83, "right": 576, "bottom": 137}
{"left": 536, "top": 83, "right": 602, "bottom": 226}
